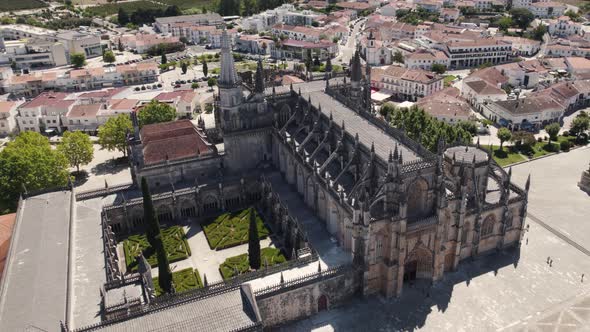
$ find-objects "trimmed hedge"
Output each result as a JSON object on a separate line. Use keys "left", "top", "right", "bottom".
{"left": 202, "top": 208, "right": 270, "bottom": 250}
{"left": 123, "top": 226, "right": 191, "bottom": 272}
{"left": 153, "top": 268, "right": 203, "bottom": 296}
{"left": 219, "top": 247, "right": 286, "bottom": 280}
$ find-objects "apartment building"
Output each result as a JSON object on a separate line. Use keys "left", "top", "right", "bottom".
{"left": 443, "top": 38, "right": 512, "bottom": 69}
{"left": 154, "top": 14, "right": 223, "bottom": 34}
{"left": 16, "top": 92, "right": 75, "bottom": 133}
{"left": 154, "top": 90, "right": 199, "bottom": 119}
{"left": 498, "top": 36, "right": 541, "bottom": 56}
{"left": 461, "top": 67, "right": 508, "bottom": 108}
{"left": 0, "top": 39, "right": 68, "bottom": 69}
{"left": 64, "top": 103, "right": 103, "bottom": 132}
{"left": 119, "top": 34, "right": 180, "bottom": 54}
{"left": 545, "top": 16, "right": 583, "bottom": 37}
{"left": 513, "top": 0, "right": 566, "bottom": 17}
{"left": 482, "top": 93, "right": 564, "bottom": 129}
{"left": 235, "top": 35, "right": 274, "bottom": 55}
{"left": 0, "top": 101, "right": 22, "bottom": 136}
{"left": 270, "top": 39, "right": 338, "bottom": 60}
{"left": 372, "top": 66, "right": 444, "bottom": 101}
{"left": 415, "top": 87, "right": 472, "bottom": 124}
{"left": 496, "top": 59, "right": 551, "bottom": 88}
{"left": 404, "top": 50, "right": 450, "bottom": 70}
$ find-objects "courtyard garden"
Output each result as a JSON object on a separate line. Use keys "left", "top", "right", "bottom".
{"left": 202, "top": 207, "right": 270, "bottom": 250}
{"left": 152, "top": 268, "right": 203, "bottom": 296}
{"left": 219, "top": 247, "right": 287, "bottom": 280}
{"left": 123, "top": 225, "right": 191, "bottom": 272}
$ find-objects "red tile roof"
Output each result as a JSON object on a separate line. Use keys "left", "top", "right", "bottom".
{"left": 0, "top": 101, "right": 16, "bottom": 113}
{"left": 67, "top": 104, "right": 102, "bottom": 118}
{"left": 0, "top": 213, "right": 16, "bottom": 277}
{"left": 155, "top": 90, "right": 197, "bottom": 104}
{"left": 140, "top": 120, "right": 215, "bottom": 165}
{"left": 21, "top": 92, "right": 73, "bottom": 109}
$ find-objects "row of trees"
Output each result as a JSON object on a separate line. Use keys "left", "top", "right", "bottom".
{"left": 0, "top": 130, "right": 94, "bottom": 211}
{"left": 380, "top": 104, "right": 473, "bottom": 152}
{"left": 117, "top": 5, "right": 181, "bottom": 26}
{"left": 218, "top": 0, "right": 288, "bottom": 17}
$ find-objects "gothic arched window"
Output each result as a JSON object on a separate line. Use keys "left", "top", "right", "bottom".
{"left": 482, "top": 215, "right": 495, "bottom": 237}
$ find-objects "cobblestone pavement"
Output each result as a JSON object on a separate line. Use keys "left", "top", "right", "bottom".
{"left": 281, "top": 147, "right": 590, "bottom": 332}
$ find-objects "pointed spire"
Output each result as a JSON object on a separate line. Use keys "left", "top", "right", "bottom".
{"left": 329, "top": 111, "right": 333, "bottom": 120}
{"left": 218, "top": 29, "right": 240, "bottom": 88}
{"left": 280, "top": 272, "right": 284, "bottom": 284}
{"left": 452, "top": 151, "right": 456, "bottom": 163}
{"left": 388, "top": 149, "right": 393, "bottom": 162}
{"left": 370, "top": 141, "right": 375, "bottom": 153}
{"left": 341, "top": 120, "right": 345, "bottom": 131}
{"left": 290, "top": 82, "right": 293, "bottom": 91}
{"left": 476, "top": 136, "right": 480, "bottom": 148}
{"left": 351, "top": 48, "right": 362, "bottom": 83}
{"left": 398, "top": 150, "right": 403, "bottom": 164}
{"left": 393, "top": 143, "right": 399, "bottom": 160}
{"left": 317, "top": 261, "right": 322, "bottom": 273}
{"left": 525, "top": 174, "right": 531, "bottom": 191}
{"left": 254, "top": 57, "right": 264, "bottom": 94}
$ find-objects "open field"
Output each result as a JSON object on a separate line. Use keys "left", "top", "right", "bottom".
{"left": 84, "top": 1, "right": 164, "bottom": 16}
{"left": 0, "top": 0, "right": 47, "bottom": 12}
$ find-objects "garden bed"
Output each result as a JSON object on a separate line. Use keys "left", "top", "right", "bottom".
{"left": 219, "top": 247, "right": 287, "bottom": 280}
{"left": 202, "top": 207, "right": 270, "bottom": 250}
{"left": 486, "top": 146, "right": 527, "bottom": 167}
{"left": 123, "top": 226, "right": 191, "bottom": 272}
{"left": 153, "top": 268, "right": 203, "bottom": 296}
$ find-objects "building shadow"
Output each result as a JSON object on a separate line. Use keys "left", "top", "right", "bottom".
{"left": 91, "top": 157, "right": 129, "bottom": 176}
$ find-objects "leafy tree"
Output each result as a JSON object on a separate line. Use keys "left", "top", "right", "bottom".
{"left": 161, "top": 53, "right": 167, "bottom": 65}
{"left": 207, "top": 77, "right": 217, "bottom": 89}
{"left": 248, "top": 208, "right": 261, "bottom": 270}
{"left": 544, "top": 122, "right": 560, "bottom": 142}
{"left": 70, "top": 52, "right": 86, "bottom": 68}
{"left": 509, "top": 8, "right": 534, "bottom": 30}
{"left": 497, "top": 127, "right": 512, "bottom": 150}
{"left": 118, "top": 7, "right": 129, "bottom": 25}
{"left": 191, "top": 82, "right": 199, "bottom": 89}
{"left": 58, "top": 131, "right": 93, "bottom": 173}
{"left": 458, "top": 121, "right": 477, "bottom": 136}
{"left": 181, "top": 61, "right": 188, "bottom": 74}
{"left": 431, "top": 63, "right": 446, "bottom": 74}
{"left": 164, "top": 5, "right": 181, "bottom": 17}
{"left": 179, "top": 36, "right": 189, "bottom": 44}
{"left": 325, "top": 57, "right": 333, "bottom": 74}
{"left": 497, "top": 16, "right": 513, "bottom": 31}
{"left": 0, "top": 132, "right": 69, "bottom": 206}
{"left": 570, "top": 113, "right": 590, "bottom": 139}
{"left": 138, "top": 101, "right": 177, "bottom": 127}
{"left": 379, "top": 102, "right": 397, "bottom": 118}
{"left": 564, "top": 10, "right": 581, "bottom": 22}
{"left": 202, "top": 59, "right": 208, "bottom": 77}
{"left": 117, "top": 38, "right": 124, "bottom": 52}
{"left": 531, "top": 24, "right": 547, "bottom": 41}
{"left": 305, "top": 49, "right": 313, "bottom": 73}
{"left": 393, "top": 51, "right": 404, "bottom": 64}
{"left": 103, "top": 50, "right": 116, "bottom": 63}
{"left": 98, "top": 114, "right": 133, "bottom": 156}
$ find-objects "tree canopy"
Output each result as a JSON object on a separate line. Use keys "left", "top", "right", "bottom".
{"left": 544, "top": 123, "right": 560, "bottom": 141}
{"left": 138, "top": 100, "right": 177, "bottom": 127}
{"left": 0, "top": 132, "right": 69, "bottom": 207}
{"left": 103, "top": 50, "right": 116, "bottom": 64}
{"left": 70, "top": 52, "right": 86, "bottom": 68}
{"left": 58, "top": 131, "right": 94, "bottom": 173}
{"left": 497, "top": 127, "right": 512, "bottom": 149}
{"left": 509, "top": 8, "right": 534, "bottom": 30}
{"left": 98, "top": 114, "right": 133, "bottom": 156}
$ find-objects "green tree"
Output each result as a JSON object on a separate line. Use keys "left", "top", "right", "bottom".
{"left": 0, "top": 132, "right": 69, "bottom": 207}
{"left": 181, "top": 61, "right": 188, "bottom": 74}
{"left": 379, "top": 102, "right": 396, "bottom": 118}
{"left": 70, "top": 52, "right": 86, "bottom": 68}
{"left": 570, "top": 113, "right": 590, "bottom": 139}
{"left": 509, "top": 8, "right": 534, "bottom": 30}
{"left": 118, "top": 7, "right": 129, "bottom": 25}
{"left": 161, "top": 53, "right": 167, "bottom": 65}
{"left": 141, "top": 177, "right": 159, "bottom": 248}
{"left": 202, "top": 59, "right": 208, "bottom": 77}
{"left": 497, "top": 127, "right": 512, "bottom": 150}
{"left": 497, "top": 16, "right": 513, "bottom": 31}
{"left": 156, "top": 237, "right": 173, "bottom": 294}
{"left": 325, "top": 57, "right": 333, "bottom": 74}
{"left": 58, "top": 131, "right": 94, "bottom": 173}
{"left": 531, "top": 24, "right": 547, "bottom": 41}
{"left": 564, "top": 10, "right": 581, "bottom": 22}
{"left": 98, "top": 114, "right": 133, "bottom": 156}
{"left": 458, "top": 121, "right": 478, "bottom": 136}
{"left": 544, "top": 122, "right": 560, "bottom": 142}
{"left": 248, "top": 208, "right": 261, "bottom": 270}
{"left": 138, "top": 100, "right": 177, "bottom": 127}
{"left": 117, "top": 38, "right": 124, "bottom": 52}
{"left": 207, "top": 77, "right": 217, "bottom": 89}
{"left": 103, "top": 50, "right": 116, "bottom": 64}
{"left": 393, "top": 51, "right": 404, "bottom": 64}
{"left": 431, "top": 63, "right": 446, "bottom": 74}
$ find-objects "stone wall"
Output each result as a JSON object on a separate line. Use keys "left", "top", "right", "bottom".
{"left": 255, "top": 266, "right": 361, "bottom": 328}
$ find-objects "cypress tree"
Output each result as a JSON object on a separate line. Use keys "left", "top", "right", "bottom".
{"left": 248, "top": 208, "right": 261, "bottom": 270}
{"left": 202, "top": 59, "right": 208, "bottom": 77}
{"left": 155, "top": 235, "right": 173, "bottom": 294}
{"left": 141, "top": 177, "right": 159, "bottom": 248}
{"left": 161, "top": 53, "right": 167, "bottom": 65}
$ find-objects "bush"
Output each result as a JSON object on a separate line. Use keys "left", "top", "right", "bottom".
{"left": 219, "top": 247, "right": 287, "bottom": 280}
{"left": 202, "top": 208, "right": 270, "bottom": 250}
{"left": 123, "top": 226, "right": 191, "bottom": 272}
{"left": 562, "top": 131, "right": 569, "bottom": 137}
{"left": 542, "top": 142, "right": 560, "bottom": 153}
{"left": 152, "top": 268, "right": 203, "bottom": 296}
{"left": 560, "top": 140, "right": 571, "bottom": 152}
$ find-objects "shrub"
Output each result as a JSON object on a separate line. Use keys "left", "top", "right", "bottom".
{"left": 219, "top": 247, "right": 286, "bottom": 280}
{"left": 123, "top": 226, "right": 191, "bottom": 272}
{"left": 202, "top": 208, "right": 270, "bottom": 250}
{"left": 560, "top": 140, "right": 571, "bottom": 152}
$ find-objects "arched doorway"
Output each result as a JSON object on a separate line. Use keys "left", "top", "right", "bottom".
{"left": 317, "top": 294, "right": 328, "bottom": 312}
{"left": 404, "top": 246, "right": 433, "bottom": 281}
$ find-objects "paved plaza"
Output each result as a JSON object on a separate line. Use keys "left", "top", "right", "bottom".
{"left": 73, "top": 144, "right": 132, "bottom": 192}
{"left": 282, "top": 146, "right": 590, "bottom": 332}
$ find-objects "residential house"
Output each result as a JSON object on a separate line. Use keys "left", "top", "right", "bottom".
{"left": 372, "top": 66, "right": 444, "bottom": 101}
{"left": 16, "top": 92, "right": 75, "bottom": 133}
{"left": 0, "top": 101, "right": 21, "bottom": 136}
{"left": 154, "top": 90, "right": 199, "bottom": 119}
{"left": 416, "top": 87, "right": 473, "bottom": 123}
{"left": 64, "top": 103, "right": 103, "bottom": 132}
{"left": 404, "top": 50, "right": 450, "bottom": 70}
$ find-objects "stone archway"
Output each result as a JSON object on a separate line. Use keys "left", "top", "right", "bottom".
{"left": 404, "top": 245, "right": 433, "bottom": 281}
{"left": 317, "top": 294, "right": 328, "bottom": 312}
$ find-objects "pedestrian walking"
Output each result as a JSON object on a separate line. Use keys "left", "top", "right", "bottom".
{"left": 547, "top": 256, "right": 550, "bottom": 264}
{"left": 549, "top": 259, "right": 553, "bottom": 267}
{"left": 526, "top": 238, "right": 528, "bottom": 245}
{"left": 582, "top": 274, "right": 585, "bottom": 283}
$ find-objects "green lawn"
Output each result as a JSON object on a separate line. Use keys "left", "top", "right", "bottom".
{"left": 219, "top": 247, "right": 287, "bottom": 280}
{"left": 123, "top": 226, "right": 191, "bottom": 272}
{"left": 153, "top": 268, "right": 203, "bottom": 296}
{"left": 486, "top": 146, "right": 527, "bottom": 167}
{"left": 159, "top": 0, "right": 214, "bottom": 10}
{"left": 85, "top": 1, "right": 164, "bottom": 16}
{"left": 202, "top": 207, "right": 270, "bottom": 250}
{"left": 0, "top": 0, "right": 47, "bottom": 11}
{"left": 444, "top": 75, "right": 457, "bottom": 86}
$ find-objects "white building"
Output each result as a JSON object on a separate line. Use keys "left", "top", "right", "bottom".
{"left": 498, "top": 36, "right": 541, "bottom": 56}
{"left": 0, "top": 100, "right": 22, "bottom": 136}
{"left": 545, "top": 16, "right": 583, "bottom": 37}
{"left": 16, "top": 92, "right": 75, "bottom": 133}
{"left": 530, "top": 2, "right": 566, "bottom": 18}
{"left": 481, "top": 94, "right": 564, "bottom": 129}
{"left": 363, "top": 32, "right": 392, "bottom": 66}
{"left": 154, "top": 14, "right": 223, "bottom": 34}
{"left": 372, "top": 66, "right": 444, "bottom": 101}
{"left": 0, "top": 39, "right": 68, "bottom": 69}
{"left": 404, "top": 50, "right": 450, "bottom": 70}
{"left": 154, "top": 90, "right": 200, "bottom": 119}
{"left": 443, "top": 38, "right": 512, "bottom": 68}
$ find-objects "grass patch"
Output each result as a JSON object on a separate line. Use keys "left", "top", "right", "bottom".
{"left": 85, "top": 1, "right": 164, "bottom": 16}
{"left": 0, "top": 0, "right": 47, "bottom": 11}
{"left": 444, "top": 75, "right": 457, "bottom": 84}
{"left": 219, "top": 247, "right": 287, "bottom": 280}
{"left": 203, "top": 207, "right": 270, "bottom": 250}
{"left": 159, "top": 0, "right": 214, "bottom": 10}
{"left": 123, "top": 225, "right": 191, "bottom": 272}
{"left": 485, "top": 145, "right": 526, "bottom": 167}
{"left": 153, "top": 268, "right": 203, "bottom": 296}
